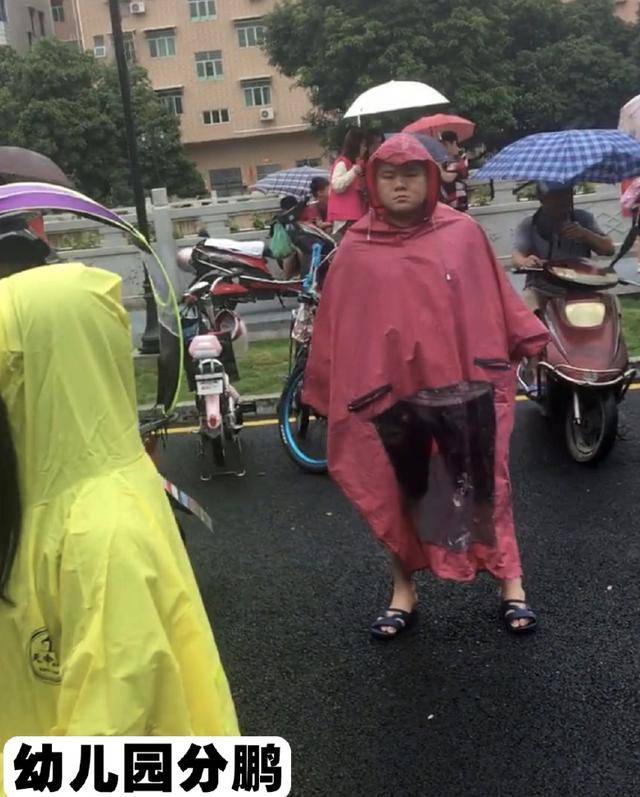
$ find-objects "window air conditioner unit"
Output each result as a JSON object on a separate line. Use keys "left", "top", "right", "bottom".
{"left": 94, "top": 46, "right": 106, "bottom": 58}
{"left": 260, "top": 107, "right": 275, "bottom": 122}
{"left": 130, "top": 1, "right": 146, "bottom": 14}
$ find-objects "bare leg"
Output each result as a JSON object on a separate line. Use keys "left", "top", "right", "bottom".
{"left": 374, "top": 554, "right": 418, "bottom": 636}
{"left": 390, "top": 553, "right": 417, "bottom": 610}
{"left": 282, "top": 252, "right": 300, "bottom": 280}
{"left": 501, "top": 577, "right": 531, "bottom": 629}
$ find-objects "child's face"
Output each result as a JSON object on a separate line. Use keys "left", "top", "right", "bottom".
{"left": 442, "top": 139, "right": 460, "bottom": 157}
{"left": 316, "top": 185, "right": 330, "bottom": 204}
{"left": 376, "top": 161, "right": 428, "bottom": 221}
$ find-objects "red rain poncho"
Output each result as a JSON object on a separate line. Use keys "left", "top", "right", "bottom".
{"left": 303, "top": 135, "right": 549, "bottom": 581}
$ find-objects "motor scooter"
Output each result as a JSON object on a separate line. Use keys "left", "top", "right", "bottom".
{"left": 177, "top": 228, "right": 303, "bottom": 478}
{"left": 516, "top": 258, "right": 636, "bottom": 464}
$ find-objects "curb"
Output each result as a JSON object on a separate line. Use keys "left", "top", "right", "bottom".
{"left": 137, "top": 358, "right": 640, "bottom": 420}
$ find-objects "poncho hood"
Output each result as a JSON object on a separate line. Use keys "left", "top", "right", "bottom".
{"left": 0, "top": 263, "right": 141, "bottom": 507}
{"left": 365, "top": 133, "right": 442, "bottom": 227}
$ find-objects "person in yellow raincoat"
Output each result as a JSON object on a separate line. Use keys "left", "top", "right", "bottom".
{"left": 0, "top": 262, "right": 239, "bottom": 784}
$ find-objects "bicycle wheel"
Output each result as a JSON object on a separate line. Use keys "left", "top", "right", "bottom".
{"left": 278, "top": 362, "right": 328, "bottom": 474}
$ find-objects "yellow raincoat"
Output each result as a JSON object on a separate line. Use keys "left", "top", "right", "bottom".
{"left": 0, "top": 264, "right": 239, "bottom": 778}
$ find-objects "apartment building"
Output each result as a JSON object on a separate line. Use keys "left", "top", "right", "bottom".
{"left": 562, "top": 0, "right": 639, "bottom": 23}
{"left": 603, "top": 0, "right": 639, "bottom": 23}
{"left": 0, "top": 0, "right": 54, "bottom": 53}
{"left": 52, "top": 0, "right": 324, "bottom": 196}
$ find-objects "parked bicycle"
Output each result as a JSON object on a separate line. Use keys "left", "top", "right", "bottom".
{"left": 177, "top": 199, "right": 336, "bottom": 477}
{"left": 278, "top": 237, "right": 335, "bottom": 474}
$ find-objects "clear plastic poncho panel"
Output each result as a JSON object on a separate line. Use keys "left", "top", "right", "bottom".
{"left": 373, "top": 381, "right": 496, "bottom": 553}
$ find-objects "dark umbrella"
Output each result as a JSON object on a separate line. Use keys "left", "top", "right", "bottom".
{"left": 383, "top": 132, "right": 449, "bottom": 163}
{"left": 0, "top": 147, "right": 72, "bottom": 187}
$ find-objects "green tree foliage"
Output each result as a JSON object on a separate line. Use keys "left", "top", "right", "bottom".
{"left": 265, "top": 0, "right": 640, "bottom": 146}
{"left": 0, "top": 39, "right": 204, "bottom": 205}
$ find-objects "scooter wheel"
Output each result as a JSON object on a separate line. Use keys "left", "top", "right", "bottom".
{"left": 210, "top": 434, "right": 226, "bottom": 467}
{"left": 565, "top": 390, "right": 618, "bottom": 465}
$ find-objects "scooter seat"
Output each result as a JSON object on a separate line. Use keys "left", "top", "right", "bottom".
{"left": 202, "top": 238, "right": 265, "bottom": 258}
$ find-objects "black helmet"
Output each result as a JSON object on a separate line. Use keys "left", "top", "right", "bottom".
{"left": 0, "top": 216, "right": 51, "bottom": 269}
{"left": 536, "top": 181, "right": 573, "bottom": 198}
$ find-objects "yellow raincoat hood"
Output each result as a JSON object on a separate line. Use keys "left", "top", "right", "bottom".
{"left": 0, "top": 265, "right": 238, "bottom": 782}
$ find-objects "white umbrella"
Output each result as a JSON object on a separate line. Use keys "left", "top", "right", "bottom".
{"left": 619, "top": 94, "right": 640, "bottom": 140}
{"left": 343, "top": 80, "right": 448, "bottom": 120}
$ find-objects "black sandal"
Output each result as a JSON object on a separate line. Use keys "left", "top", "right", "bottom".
{"left": 370, "top": 608, "right": 418, "bottom": 640}
{"left": 501, "top": 599, "right": 537, "bottom": 635}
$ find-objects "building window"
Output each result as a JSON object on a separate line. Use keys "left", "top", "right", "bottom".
{"left": 256, "top": 164, "right": 282, "bottom": 180}
{"left": 189, "top": 0, "right": 216, "bottom": 21}
{"left": 147, "top": 30, "right": 176, "bottom": 59}
{"left": 38, "top": 10, "right": 45, "bottom": 35}
{"left": 123, "top": 31, "right": 136, "bottom": 62}
{"left": 93, "top": 35, "right": 106, "bottom": 57}
{"left": 27, "top": 31, "right": 34, "bottom": 47}
{"left": 28, "top": 7, "right": 35, "bottom": 33}
{"left": 51, "top": 1, "right": 64, "bottom": 23}
{"left": 236, "top": 20, "right": 265, "bottom": 48}
{"left": 108, "top": 31, "right": 135, "bottom": 61}
{"left": 296, "top": 158, "right": 322, "bottom": 167}
{"left": 202, "top": 108, "right": 230, "bottom": 125}
{"left": 157, "top": 90, "right": 183, "bottom": 115}
{"left": 243, "top": 80, "right": 271, "bottom": 107}
{"left": 0, "top": 0, "right": 7, "bottom": 22}
{"left": 195, "top": 50, "right": 223, "bottom": 80}
{"left": 210, "top": 167, "right": 245, "bottom": 198}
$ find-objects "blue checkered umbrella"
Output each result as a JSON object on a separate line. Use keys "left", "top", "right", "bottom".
{"left": 475, "top": 129, "right": 640, "bottom": 184}
{"left": 252, "top": 166, "right": 329, "bottom": 198}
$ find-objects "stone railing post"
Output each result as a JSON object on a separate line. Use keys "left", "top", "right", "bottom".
{"left": 150, "top": 187, "right": 179, "bottom": 290}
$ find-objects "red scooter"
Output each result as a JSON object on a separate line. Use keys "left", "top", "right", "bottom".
{"left": 516, "top": 258, "right": 636, "bottom": 464}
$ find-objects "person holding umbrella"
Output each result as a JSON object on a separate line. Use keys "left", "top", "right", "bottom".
{"left": 327, "top": 128, "right": 368, "bottom": 239}
{"left": 403, "top": 115, "right": 475, "bottom": 213}
{"left": 512, "top": 182, "right": 614, "bottom": 311}
{"left": 439, "top": 131, "right": 470, "bottom": 212}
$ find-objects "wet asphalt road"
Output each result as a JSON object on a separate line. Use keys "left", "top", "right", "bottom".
{"left": 156, "top": 392, "right": 640, "bottom": 797}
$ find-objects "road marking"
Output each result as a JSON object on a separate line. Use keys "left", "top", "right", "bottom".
{"left": 166, "top": 418, "right": 278, "bottom": 435}
{"left": 165, "top": 384, "right": 640, "bottom": 436}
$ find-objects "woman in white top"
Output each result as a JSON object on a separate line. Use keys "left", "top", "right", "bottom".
{"left": 327, "top": 129, "right": 368, "bottom": 238}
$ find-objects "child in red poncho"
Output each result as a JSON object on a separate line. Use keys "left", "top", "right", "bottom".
{"left": 303, "top": 134, "right": 549, "bottom": 639}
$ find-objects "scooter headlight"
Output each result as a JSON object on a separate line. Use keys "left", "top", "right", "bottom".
{"left": 565, "top": 301, "right": 606, "bottom": 327}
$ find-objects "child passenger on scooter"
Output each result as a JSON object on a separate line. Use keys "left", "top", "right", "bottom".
{"left": 301, "top": 177, "right": 332, "bottom": 233}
